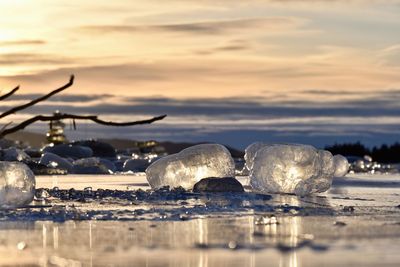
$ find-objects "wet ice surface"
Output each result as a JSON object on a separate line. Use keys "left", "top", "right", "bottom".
{"left": 1, "top": 173, "right": 400, "bottom": 266}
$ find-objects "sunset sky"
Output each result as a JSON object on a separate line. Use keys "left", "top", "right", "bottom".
{"left": 1, "top": 0, "right": 400, "bottom": 148}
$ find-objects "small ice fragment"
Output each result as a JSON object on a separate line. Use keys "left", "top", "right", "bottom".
{"left": 333, "top": 154, "right": 349, "bottom": 177}
{"left": 228, "top": 241, "right": 237, "bottom": 249}
{"left": 17, "top": 241, "right": 27, "bottom": 250}
{"left": 146, "top": 144, "right": 235, "bottom": 190}
{"left": 364, "top": 155, "right": 373, "bottom": 162}
{"left": 250, "top": 144, "right": 335, "bottom": 196}
{"left": 0, "top": 162, "right": 36, "bottom": 208}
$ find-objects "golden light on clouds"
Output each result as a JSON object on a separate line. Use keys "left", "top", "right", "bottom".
{"left": 0, "top": 0, "right": 399, "bottom": 100}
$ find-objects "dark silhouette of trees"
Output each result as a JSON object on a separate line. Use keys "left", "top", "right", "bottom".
{"left": 326, "top": 142, "right": 400, "bottom": 163}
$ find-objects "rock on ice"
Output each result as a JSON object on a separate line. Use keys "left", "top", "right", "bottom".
{"left": 250, "top": 144, "right": 336, "bottom": 196}
{"left": 146, "top": 144, "right": 235, "bottom": 190}
{"left": 0, "top": 162, "right": 35, "bottom": 208}
{"left": 333, "top": 154, "right": 349, "bottom": 177}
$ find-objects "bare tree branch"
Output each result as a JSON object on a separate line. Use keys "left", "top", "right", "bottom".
{"left": 0, "top": 75, "right": 74, "bottom": 119}
{"left": 0, "top": 86, "right": 19, "bottom": 101}
{"left": 0, "top": 113, "right": 167, "bottom": 137}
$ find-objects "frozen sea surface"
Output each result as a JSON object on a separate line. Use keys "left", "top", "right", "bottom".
{"left": 0, "top": 173, "right": 400, "bottom": 266}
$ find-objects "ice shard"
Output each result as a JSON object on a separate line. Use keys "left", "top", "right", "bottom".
{"left": 146, "top": 144, "right": 235, "bottom": 190}
{"left": 0, "top": 162, "right": 36, "bottom": 208}
{"left": 250, "top": 144, "right": 336, "bottom": 196}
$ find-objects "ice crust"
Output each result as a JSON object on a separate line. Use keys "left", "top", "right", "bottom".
{"left": 0, "top": 162, "right": 35, "bottom": 208}
{"left": 333, "top": 155, "right": 349, "bottom": 177}
{"left": 249, "top": 144, "right": 337, "bottom": 196}
{"left": 146, "top": 144, "right": 235, "bottom": 190}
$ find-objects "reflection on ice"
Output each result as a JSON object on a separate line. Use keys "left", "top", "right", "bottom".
{"left": 0, "top": 215, "right": 325, "bottom": 267}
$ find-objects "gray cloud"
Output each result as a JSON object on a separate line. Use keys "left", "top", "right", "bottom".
{"left": 2, "top": 85, "right": 400, "bottom": 150}
{"left": 79, "top": 17, "right": 298, "bottom": 35}
{"left": 0, "top": 53, "right": 75, "bottom": 65}
{"left": 0, "top": 40, "right": 46, "bottom": 46}
{"left": 301, "top": 89, "right": 365, "bottom": 96}
{"left": 195, "top": 41, "right": 250, "bottom": 55}
{"left": 5, "top": 93, "right": 113, "bottom": 103}
{"left": 2, "top": 89, "right": 400, "bottom": 118}
{"left": 1, "top": 63, "right": 169, "bottom": 85}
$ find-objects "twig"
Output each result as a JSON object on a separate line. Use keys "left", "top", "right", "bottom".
{"left": 0, "top": 121, "right": 12, "bottom": 133}
{"left": 0, "top": 86, "right": 19, "bottom": 101}
{"left": 0, "top": 113, "right": 167, "bottom": 137}
{"left": 0, "top": 75, "right": 74, "bottom": 119}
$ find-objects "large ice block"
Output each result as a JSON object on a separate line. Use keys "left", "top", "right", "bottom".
{"left": 333, "top": 154, "right": 349, "bottom": 177}
{"left": 250, "top": 144, "right": 336, "bottom": 196}
{"left": 0, "top": 162, "right": 36, "bottom": 208}
{"left": 146, "top": 144, "right": 235, "bottom": 190}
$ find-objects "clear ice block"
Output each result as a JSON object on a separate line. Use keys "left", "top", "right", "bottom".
{"left": 0, "top": 162, "right": 36, "bottom": 208}
{"left": 146, "top": 144, "right": 235, "bottom": 190}
{"left": 250, "top": 144, "right": 336, "bottom": 196}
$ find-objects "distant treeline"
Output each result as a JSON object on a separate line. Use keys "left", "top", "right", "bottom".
{"left": 325, "top": 142, "right": 400, "bottom": 163}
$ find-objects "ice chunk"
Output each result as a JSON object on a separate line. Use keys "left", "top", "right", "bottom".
{"left": 42, "top": 144, "right": 93, "bottom": 159}
{"left": 39, "top": 152, "right": 74, "bottom": 173}
{"left": 71, "top": 140, "right": 116, "bottom": 158}
{"left": 146, "top": 144, "right": 235, "bottom": 190}
{"left": 0, "top": 162, "right": 35, "bottom": 208}
{"left": 333, "top": 154, "right": 349, "bottom": 177}
{"left": 250, "top": 144, "right": 336, "bottom": 196}
{"left": 73, "top": 157, "right": 115, "bottom": 174}
{"left": 0, "top": 148, "right": 31, "bottom": 162}
{"left": 123, "top": 159, "right": 150, "bottom": 172}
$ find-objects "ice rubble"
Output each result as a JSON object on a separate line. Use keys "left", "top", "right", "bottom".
{"left": 146, "top": 144, "right": 235, "bottom": 190}
{"left": 0, "top": 162, "right": 35, "bottom": 208}
{"left": 249, "top": 144, "right": 346, "bottom": 196}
